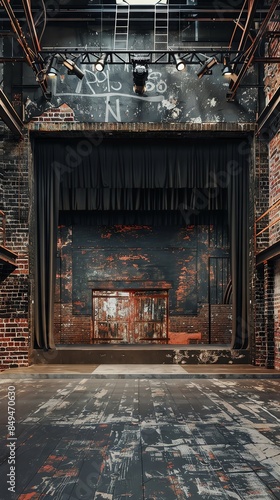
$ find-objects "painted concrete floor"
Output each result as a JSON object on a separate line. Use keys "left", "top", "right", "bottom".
{"left": 0, "top": 373, "right": 280, "bottom": 499}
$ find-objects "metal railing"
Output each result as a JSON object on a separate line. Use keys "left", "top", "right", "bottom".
{"left": 255, "top": 198, "right": 280, "bottom": 250}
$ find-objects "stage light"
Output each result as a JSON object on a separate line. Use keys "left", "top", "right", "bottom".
{"left": 174, "top": 54, "right": 186, "bottom": 71}
{"left": 131, "top": 54, "right": 150, "bottom": 95}
{"left": 197, "top": 56, "right": 218, "bottom": 79}
{"left": 47, "top": 66, "right": 57, "bottom": 77}
{"left": 95, "top": 54, "right": 108, "bottom": 72}
{"left": 42, "top": 56, "right": 57, "bottom": 78}
{"left": 222, "top": 65, "right": 233, "bottom": 77}
{"left": 62, "top": 59, "right": 85, "bottom": 79}
{"left": 133, "top": 63, "right": 149, "bottom": 94}
{"left": 222, "top": 56, "right": 233, "bottom": 77}
{"left": 47, "top": 63, "right": 58, "bottom": 78}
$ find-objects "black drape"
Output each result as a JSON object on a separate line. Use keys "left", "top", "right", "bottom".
{"left": 33, "top": 137, "right": 249, "bottom": 349}
{"left": 228, "top": 147, "right": 250, "bottom": 349}
{"left": 33, "top": 143, "right": 61, "bottom": 349}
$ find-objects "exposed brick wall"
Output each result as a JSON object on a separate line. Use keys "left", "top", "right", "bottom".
{"left": 169, "top": 305, "right": 232, "bottom": 345}
{"left": 264, "top": 21, "right": 280, "bottom": 104}
{"left": 264, "top": 261, "right": 275, "bottom": 368}
{"left": 269, "top": 132, "right": 280, "bottom": 246}
{"left": 54, "top": 304, "right": 91, "bottom": 344}
{"left": 0, "top": 129, "right": 3, "bottom": 212}
{"left": 0, "top": 130, "right": 30, "bottom": 370}
{"left": 54, "top": 220, "right": 232, "bottom": 346}
{"left": 261, "top": 21, "right": 280, "bottom": 370}
{"left": 255, "top": 139, "right": 269, "bottom": 251}
{"left": 54, "top": 304, "right": 232, "bottom": 346}
{"left": 252, "top": 138, "right": 270, "bottom": 366}
{"left": 30, "top": 103, "right": 75, "bottom": 123}
{"left": 274, "top": 259, "right": 280, "bottom": 370}
{"left": 270, "top": 133, "right": 280, "bottom": 369}
{"left": 253, "top": 264, "right": 266, "bottom": 366}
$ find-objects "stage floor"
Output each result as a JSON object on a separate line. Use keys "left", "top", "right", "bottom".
{"left": 0, "top": 374, "right": 279, "bottom": 498}
{"left": 1, "top": 363, "right": 279, "bottom": 379}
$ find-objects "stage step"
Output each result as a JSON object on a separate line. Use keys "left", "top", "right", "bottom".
{"left": 31, "top": 346, "right": 250, "bottom": 365}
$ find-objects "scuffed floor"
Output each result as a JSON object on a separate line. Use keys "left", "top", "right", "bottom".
{"left": 0, "top": 377, "right": 280, "bottom": 499}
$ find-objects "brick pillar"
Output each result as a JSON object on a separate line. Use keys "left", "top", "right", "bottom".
{"left": 253, "top": 264, "right": 266, "bottom": 366}
{"left": 0, "top": 129, "right": 30, "bottom": 370}
{"left": 274, "top": 259, "right": 280, "bottom": 370}
{"left": 264, "top": 261, "right": 275, "bottom": 368}
{"left": 254, "top": 261, "right": 275, "bottom": 368}
{"left": 255, "top": 139, "right": 269, "bottom": 251}
{"left": 252, "top": 138, "right": 270, "bottom": 366}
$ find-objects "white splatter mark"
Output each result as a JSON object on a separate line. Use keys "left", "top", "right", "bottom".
{"left": 190, "top": 116, "right": 202, "bottom": 123}
{"left": 207, "top": 97, "right": 217, "bottom": 107}
{"left": 95, "top": 388, "right": 109, "bottom": 399}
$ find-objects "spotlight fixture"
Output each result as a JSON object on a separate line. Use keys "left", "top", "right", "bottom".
{"left": 222, "top": 56, "right": 233, "bottom": 77}
{"left": 47, "top": 61, "right": 58, "bottom": 78}
{"left": 133, "top": 63, "right": 149, "bottom": 94}
{"left": 47, "top": 66, "right": 57, "bottom": 77}
{"left": 62, "top": 59, "right": 85, "bottom": 80}
{"left": 174, "top": 54, "right": 186, "bottom": 72}
{"left": 222, "top": 65, "right": 233, "bottom": 77}
{"left": 197, "top": 56, "right": 218, "bottom": 79}
{"left": 42, "top": 56, "right": 57, "bottom": 78}
{"left": 95, "top": 54, "right": 108, "bottom": 72}
{"left": 131, "top": 54, "right": 150, "bottom": 95}
{"left": 36, "top": 56, "right": 57, "bottom": 83}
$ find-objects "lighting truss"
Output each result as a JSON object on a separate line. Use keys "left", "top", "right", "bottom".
{"left": 38, "top": 48, "right": 280, "bottom": 67}
{"left": 38, "top": 49, "right": 240, "bottom": 67}
{"left": 35, "top": 48, "right": 280, "bottom": 101}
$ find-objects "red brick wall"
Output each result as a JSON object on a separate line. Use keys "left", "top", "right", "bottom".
{"left": 54, "top": 220, "right": 232, "bottom": 346}
{"left": 264, "top": 20, "right": 280, "bottom": 369}
{"left": 264, "top": 21, "right": 280, "bottom": 104}
{"left": 169, "top": 305, "right": 232, "bottom": 345}
{"left": 269, "top": 132, "right": 280, "bottom": 246}
{"left": 0, "top": 131, "right": 30, "bottom": 370}
{"left": 270, "top": 134, "right": 280, "bottom": 369}
{"left": 54, "top": 304, "right": 92, "bottom": 344}
{"left": 30, "top": 103, "right": 75, "bottom": 123}
{"left": 54, "top": 304, "right": 232, "bottom": 346}
{"left": 274, "top": 259, "right": 280, "bottom": 370}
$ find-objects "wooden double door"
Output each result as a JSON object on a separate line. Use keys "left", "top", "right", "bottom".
{"left": 92, "top": 290, "right": 168, "bottom": 344}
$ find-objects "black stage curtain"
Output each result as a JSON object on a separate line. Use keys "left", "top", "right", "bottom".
{"left": 33, "top": 137, "right": 250, "bottom": 350}
{"left": 33, "top": 144, "right": 61, "bottom": 349}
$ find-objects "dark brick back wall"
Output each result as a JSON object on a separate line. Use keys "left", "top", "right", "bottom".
{"left": 252, "top": 139, "right": 270, "bottom": 366}
{"left": 0, "top": 130, "right": 30, "bottom": 370}
{"left": 54, "top": 219, "right": 232, "bottom": 345}
{"left": 169, "top": 305, "right": 232, "bottom": 345}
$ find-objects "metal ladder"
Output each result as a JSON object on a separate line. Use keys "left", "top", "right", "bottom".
{"left": 154, "top": 2, "right": 169, "bottom": 61}
{"left": 114, "top": 3, "right": 130, "bottom": 51}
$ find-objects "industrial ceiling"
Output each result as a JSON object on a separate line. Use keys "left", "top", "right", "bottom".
{"left": 0, "top": 0, "right": 279, "bottom": 136}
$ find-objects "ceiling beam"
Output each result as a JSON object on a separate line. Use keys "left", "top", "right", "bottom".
{"left": 21, "top": 0, "right": 41, "bottom": 54}
{"left": 257, "top": 87, "right": 280, "bottom": 141}
{"left": 0, "top": 88, "right": 23, "bottom": 138}
{"left": 39, "top": 48, "right": 279, "bottom": 65}
{"left": 1, "top": 0, "right": 48, "bottom": 97}
{"left": 236, "top": 0, "right": 260, "bottom": 52}
{"left": 228, "top": 0, "right": 279, "bottom": 101}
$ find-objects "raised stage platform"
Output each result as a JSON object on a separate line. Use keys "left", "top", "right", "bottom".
{"left": 32, "top": 344, "right": 250, "bottom": 365}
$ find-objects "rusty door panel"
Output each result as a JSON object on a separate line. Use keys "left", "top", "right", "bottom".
{"left": 92, "top": 290, "right": 168, "bottom": 344}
